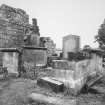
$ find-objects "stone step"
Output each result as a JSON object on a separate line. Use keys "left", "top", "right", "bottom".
{"left": 37, "top": 77, "right": 64, "bottom": 93}
{"left": 86, "top": 75, "right": 103, "bottom": 89}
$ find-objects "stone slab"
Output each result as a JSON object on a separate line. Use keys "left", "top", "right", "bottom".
{"left": 28, "top": 93, "right": 76, "bottom": 105}
{"left": 86, "top": 74, "right": 103, "bottom": 89}
{"left": 37, "top": 77, "right": 64, "bottom": 93}
{"left": 90, "top": 85, "right": 105, "bottom": 93}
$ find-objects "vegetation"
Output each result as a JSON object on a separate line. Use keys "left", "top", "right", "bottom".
{"left": 68, "top": 52, "right": 86, "bottom": 61}
{"left": 95, "top": 19, "right": 105, "bottom": 49}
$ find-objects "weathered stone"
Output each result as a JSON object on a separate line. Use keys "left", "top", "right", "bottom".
{"left": 50, "top": 68, "right": 86, "bottom": 95}
{"left": 52, "top": 60, "right": 70, "bottom": 70}
{"left": 90, "top": 85, "right": 105, "bottom": 94}
{"left": 28, "top": 93, "right": 76, "bottom": 105}
{"left": 0, "top": 4, "right": 29, "bottom": 25}
{"left": 0, "top": 48, "right": 21, "bottom": 76}
{"left": 32, "top": 18, "right": 39, "bottom": 35}
{"left": 23, "top": 46, "right": 47, "bottom": 67}
{"left": 85, "top": 74, "right": 103, "bottom": 90}
{"left": 30, "top": 33, "right": 40, "bottom": 46}
{"left": 63, "top": 35, "right": 80, "bottom": 58}
{"left": 52, "top": 60, "right": 76, "bottom": 70}
{"left": 40, "top": 37, "right": 56, "bottom": 56}
{"left": 0, "top": 4, "right": 40, "bottom": 48}
{"left": 37, "top": 77, "right": 64, "bottom": 93}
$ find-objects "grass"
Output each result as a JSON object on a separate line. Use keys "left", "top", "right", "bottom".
{"left": 0, "top": 78, "right": 35, "bottom": 105}
{"left": 0, "top": 74, "right": 105, "bottom": 105}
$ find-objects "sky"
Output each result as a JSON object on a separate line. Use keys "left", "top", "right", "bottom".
{"left": 0, "top": 0, "right": 105, "bottom": 49}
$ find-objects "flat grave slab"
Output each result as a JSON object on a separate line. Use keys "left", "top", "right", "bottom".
{"left": 37, "top": 77, "right": 64, "bottom": 93}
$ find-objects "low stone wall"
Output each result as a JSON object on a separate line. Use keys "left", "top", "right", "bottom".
{"left": 23, "top": 48, "right": 47, "bottom": 67}
{"left": 50, "top": 69, "right": 86, "bottom": 95}
{"left": 50, "top": 57, "right": 104, "bottom": 95}
{"left": 22, "top": 62, "right": 38, "bottom": 79}
{"left": 52, "top": 60, "right": 75, "bottom": 70}
{"left": 2, "top": 52, "right": 19, "bottom": 75}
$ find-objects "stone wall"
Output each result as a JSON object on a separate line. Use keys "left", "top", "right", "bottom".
{"left": 50, "top": 54, "right": 104, "bottom": 94}
{"left": 0, "top": 4, "right": 40, "bottom": 48}
{"left": 52, "top": 60, "right": 75, "bottom": 70}
{"left": 2, "top": 51, "right": 19, "bottom": 75}
{"left": 0, "top": 4, "right": 29, "bottom": 25}
{"left": 0, "top": 52, "right": 3, "bottom": 65}
{"left": 22, "top": 47, "right": 47, "bottom": 79}
{"left": 52, "top": 55, "right": 103, "bottom": 81}
{"left": 0, "top": 4, "right": 29, "bottom": 48}
{"left": 22, "top": 48, "right": 47, "bottom": 67}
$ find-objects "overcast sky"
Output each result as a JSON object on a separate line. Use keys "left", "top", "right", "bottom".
{"left": 0, "top": 0, "right": 105, "bottom": 48}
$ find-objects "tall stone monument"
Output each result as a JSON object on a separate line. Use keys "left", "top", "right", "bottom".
{"left": 30, "top": 18, "right": 40, "bottom": 46}
{"left": 63, "top": 35, "right": 80, "bottom": 59}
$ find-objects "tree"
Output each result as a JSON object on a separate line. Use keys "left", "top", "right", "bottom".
{"left": 95, "top": 19, "right": 105, "bottom": 49}
{"left": 83, "top": 45, "right": 91, "bottom": 50}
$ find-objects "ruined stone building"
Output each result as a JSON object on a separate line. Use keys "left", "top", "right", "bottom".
{"left": 0, "top": 4, "right": 42, "bottom": 68}
{"left": 0, "top": 4, "right": 57, "bottom": 69}
{"left": 40, "top": 37, "right": 56, "bottom": 56}
{"left": 55, "top": 48, "right": 62, "bottom": 57}
{"left": 0, "top": 4, "right": 40, "bottom": 48}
